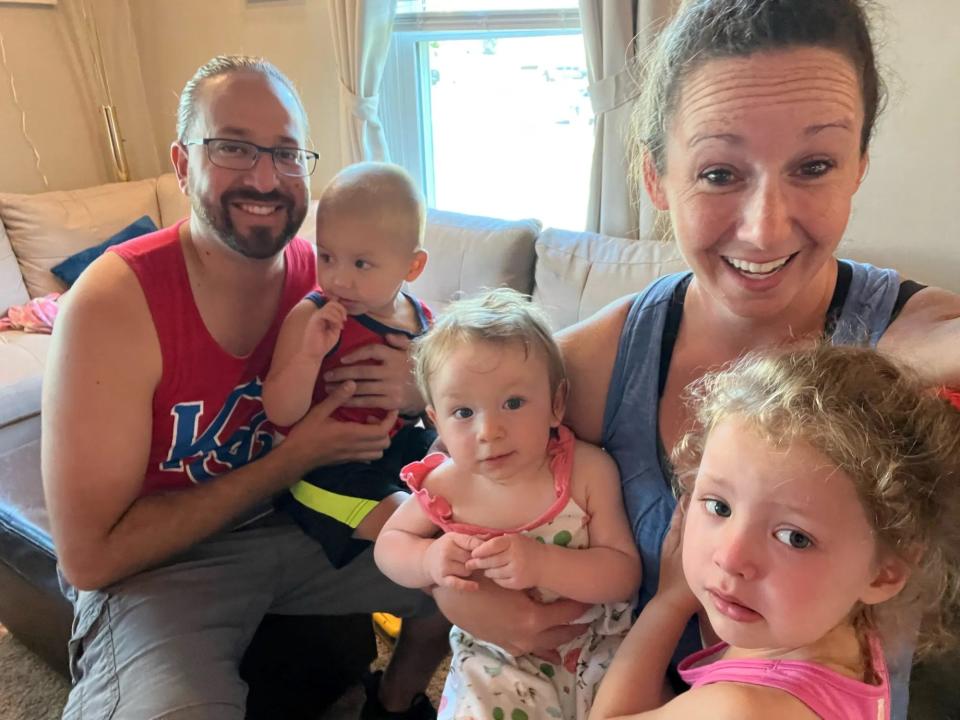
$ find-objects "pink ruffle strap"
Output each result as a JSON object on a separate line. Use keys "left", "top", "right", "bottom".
{"left": 399, "top": 425, "right": 576, "bottom": 537}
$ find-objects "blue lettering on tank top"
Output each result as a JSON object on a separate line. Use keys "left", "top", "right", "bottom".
{"left": 161, "top": 378, "right": 274, "bottom": 483}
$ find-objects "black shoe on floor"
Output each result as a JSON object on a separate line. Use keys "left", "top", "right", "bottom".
{"left": 359, "top": 670, "right": 437, "bottom": 720}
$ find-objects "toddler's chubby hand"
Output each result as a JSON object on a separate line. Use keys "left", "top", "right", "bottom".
{"left": 303, "top": 301, "right": 347, "bottom": 360}
{"left": 423, "top": 532, "right": 483, "bottom": 591}
{"left": 467, "top": 534, "right": 543, "bottom": 590}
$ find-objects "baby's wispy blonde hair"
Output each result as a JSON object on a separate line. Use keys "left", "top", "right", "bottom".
{"left": 673, "top": 344, "right": 960, "bottom": 659}
{"left": 413, "top": 288, "right": 565, "bottom": 408}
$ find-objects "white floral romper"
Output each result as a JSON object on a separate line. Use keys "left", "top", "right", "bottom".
{"left": 401, "top": 426, "right": 634, "bottom": 720}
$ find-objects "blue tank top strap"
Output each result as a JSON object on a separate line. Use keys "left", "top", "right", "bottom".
{"left": 831, "top": 260, "right": 901, "bottom": 347}
{"left": 305, "top": 290, "right": 326, "bottom": 308}
{"left": 601, "top": 270, "right": 701, "bottom": 667}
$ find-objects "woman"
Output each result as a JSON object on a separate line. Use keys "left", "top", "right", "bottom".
{"left": 433, "top": 0, "right": 958, "bottom": 717}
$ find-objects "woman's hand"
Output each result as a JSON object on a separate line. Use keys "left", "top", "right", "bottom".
{"left": 322, "top": 333, "right": 425, "bottom": 415}
{"left": 433, "top": 578, "right": 588, "bottom": 659}
{"left": 422, "top": 532, "right": 483, "bottom": 591}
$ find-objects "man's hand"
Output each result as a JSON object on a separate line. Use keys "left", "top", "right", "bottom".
{"left": 422, "top": 532, "right": 483, "bottom": 591}
{"left": 281, "top": 381, "right": 396, "bottom": 476}
{"left": 467, "top": 534, "right": 543, "bottom": 590}
{"left": 323, "top": 333, "right": 425, "bottom": 415}
{"left": 303, "top": 301, "right": 346, "bottom": 360}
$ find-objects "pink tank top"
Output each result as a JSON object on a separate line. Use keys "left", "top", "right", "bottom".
{"left": 400, "top": 425, "right": 575, "bottom": 537}
{"left": 677, "top": 636, "right": 890, "bottom": 720}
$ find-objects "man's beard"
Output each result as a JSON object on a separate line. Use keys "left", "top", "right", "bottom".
{"left": 194, "top": 188, "right": 306, "bottom": 260}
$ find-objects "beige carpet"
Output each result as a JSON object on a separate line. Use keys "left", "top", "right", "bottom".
{"left": 0, "top": 625, "right": 69, "bottom": 720}
{"left": 0, "top": 625, "right": 446, "bottom": 720}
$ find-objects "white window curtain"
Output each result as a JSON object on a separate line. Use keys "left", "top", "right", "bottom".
{"left": 328, "top": 0, "right": 399, "bottom": 165}
{"left": 579, "top": 0, "right": 674, "bottom": 239}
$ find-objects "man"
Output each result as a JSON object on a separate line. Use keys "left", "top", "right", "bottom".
{"left": 43, "top": 55, "right": 448, "bottom": 719}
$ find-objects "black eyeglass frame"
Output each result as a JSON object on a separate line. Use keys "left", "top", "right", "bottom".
{"left": 184, "top": 137, "right": 320, "bottom": 177}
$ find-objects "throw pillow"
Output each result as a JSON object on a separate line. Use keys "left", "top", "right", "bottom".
{"left": 50, "top": 215, "right": 157, "bottom": 286}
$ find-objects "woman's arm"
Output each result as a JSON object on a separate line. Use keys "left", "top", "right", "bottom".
{"left": 556, "top": 296, "right": 633, "bottom": 444}
{"left": 880, "top": 287, "right": 960, "bottom": 386}
{"left": 262, "top": 298, "right": 345, "bottom": 426}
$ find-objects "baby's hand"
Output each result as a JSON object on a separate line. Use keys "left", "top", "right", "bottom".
{"left": 467, "top": 534, "right": 542, "bottom": 590}
{"left": 422, "top": 532, "right": 483, "bottom": 591}
{"left": 303, "top": 301, "right": 347, "bottom": 360}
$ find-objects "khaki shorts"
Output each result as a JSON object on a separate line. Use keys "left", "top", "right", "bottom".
{"left": 62, "top": 512, "right": 434, "bottom": 720}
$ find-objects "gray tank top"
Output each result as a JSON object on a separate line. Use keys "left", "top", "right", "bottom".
{"left": 601, "top": 260, "right": 902, "bottom": 669}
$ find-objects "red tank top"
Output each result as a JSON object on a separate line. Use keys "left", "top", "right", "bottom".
{"left": 306, "top": 290, "right": 432, "bottom": 433}
{"left": 110, "top": 222, "right": 316, "bottom": 496}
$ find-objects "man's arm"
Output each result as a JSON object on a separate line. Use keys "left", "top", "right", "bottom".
{"left": 43, "top": 255, "right": 393, "bottom": 591}
{"left": 879, "top": 286, "right": 960, "bottom": 386}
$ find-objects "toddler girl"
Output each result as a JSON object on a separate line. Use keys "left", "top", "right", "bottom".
{"left": 374, "top": 288, "right": 641, "bottom": 720}
{"left": 592, "top": 344, "right": 960, "bottom": 720}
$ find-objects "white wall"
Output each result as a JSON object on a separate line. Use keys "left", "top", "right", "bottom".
{"left": 843, "top": 0, "right": 960, "bottom": 291}
{"left": 0, "top": 0, "right": 160, "bottom": 194}
{"left": 1, "top": 0, "right": 956, "bottom": 291}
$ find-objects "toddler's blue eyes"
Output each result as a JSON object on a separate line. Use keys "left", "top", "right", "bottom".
{"left": 774, "top": 529, "right": 812, "bottom": 549}
{"left": 504, "top": 397, "right": 524, "bottom": 410}
{"left": 453, "top": 408, "right": 473, "bottom": 419}
{"left": 703, "top": 498, "right": 732, "bottom": 517}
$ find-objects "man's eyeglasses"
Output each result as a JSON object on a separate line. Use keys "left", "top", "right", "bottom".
{"left": 184, "top": 138, "right": 319, "bottom": 177}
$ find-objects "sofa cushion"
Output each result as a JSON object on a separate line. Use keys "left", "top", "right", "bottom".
{"left": 0, "top": 178, "right": 161, "bottom": 298}
{"left": 407, "top": 209, "right": 540, "bottom": 312}
{"left": 533, "top": 227, "right": 688, "bottom": 330}
{"left": 156, "top": 173, "right": 191, "bottom": 227}
{"left": 0, "top": 222, "right": 30, "bottom": 316}
{"left": 0, "top": 332, "right": 48, "bottom": 431}
{"left": 51, "top": 215, "right": 158, "bottom": 286}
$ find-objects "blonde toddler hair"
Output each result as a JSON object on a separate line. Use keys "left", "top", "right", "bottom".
{"left": 673, "top": 344, "right": 960, "bottom": 659}
{"left": 413, "top": 288, "right": 565, "bottom": 408}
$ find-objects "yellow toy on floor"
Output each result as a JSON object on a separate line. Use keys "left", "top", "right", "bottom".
{"left": 372, "top": 612, "right": 401, "bottom": 642}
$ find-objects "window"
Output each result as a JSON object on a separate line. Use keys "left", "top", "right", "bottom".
{"left": 383, "top": 2, "right": 592, "bottom": 230}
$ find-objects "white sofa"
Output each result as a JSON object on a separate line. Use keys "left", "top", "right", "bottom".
{"left": 0, "top": 172, "right": 690, "bottom": 674}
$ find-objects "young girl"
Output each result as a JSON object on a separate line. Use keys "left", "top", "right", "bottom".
{"left": 374, "top": 288, "right": 642, "bottom": 720}
{"left": 592, "top": 345, "right": 960, "bottom": 720}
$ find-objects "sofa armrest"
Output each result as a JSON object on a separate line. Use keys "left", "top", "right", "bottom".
{"left": 0, "top": 222, "right": 29, "bottom": 316}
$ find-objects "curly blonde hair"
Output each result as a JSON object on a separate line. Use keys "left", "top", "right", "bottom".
{"left": 673, "top": 344, "right": 960, "bottom": 659}
{"left": 412, "top": 288, "right": 565, "bottom": 408}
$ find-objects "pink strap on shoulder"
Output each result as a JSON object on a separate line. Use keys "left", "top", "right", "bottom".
{"left": 399, "top": 425, "right": 576, "bottom": 536}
